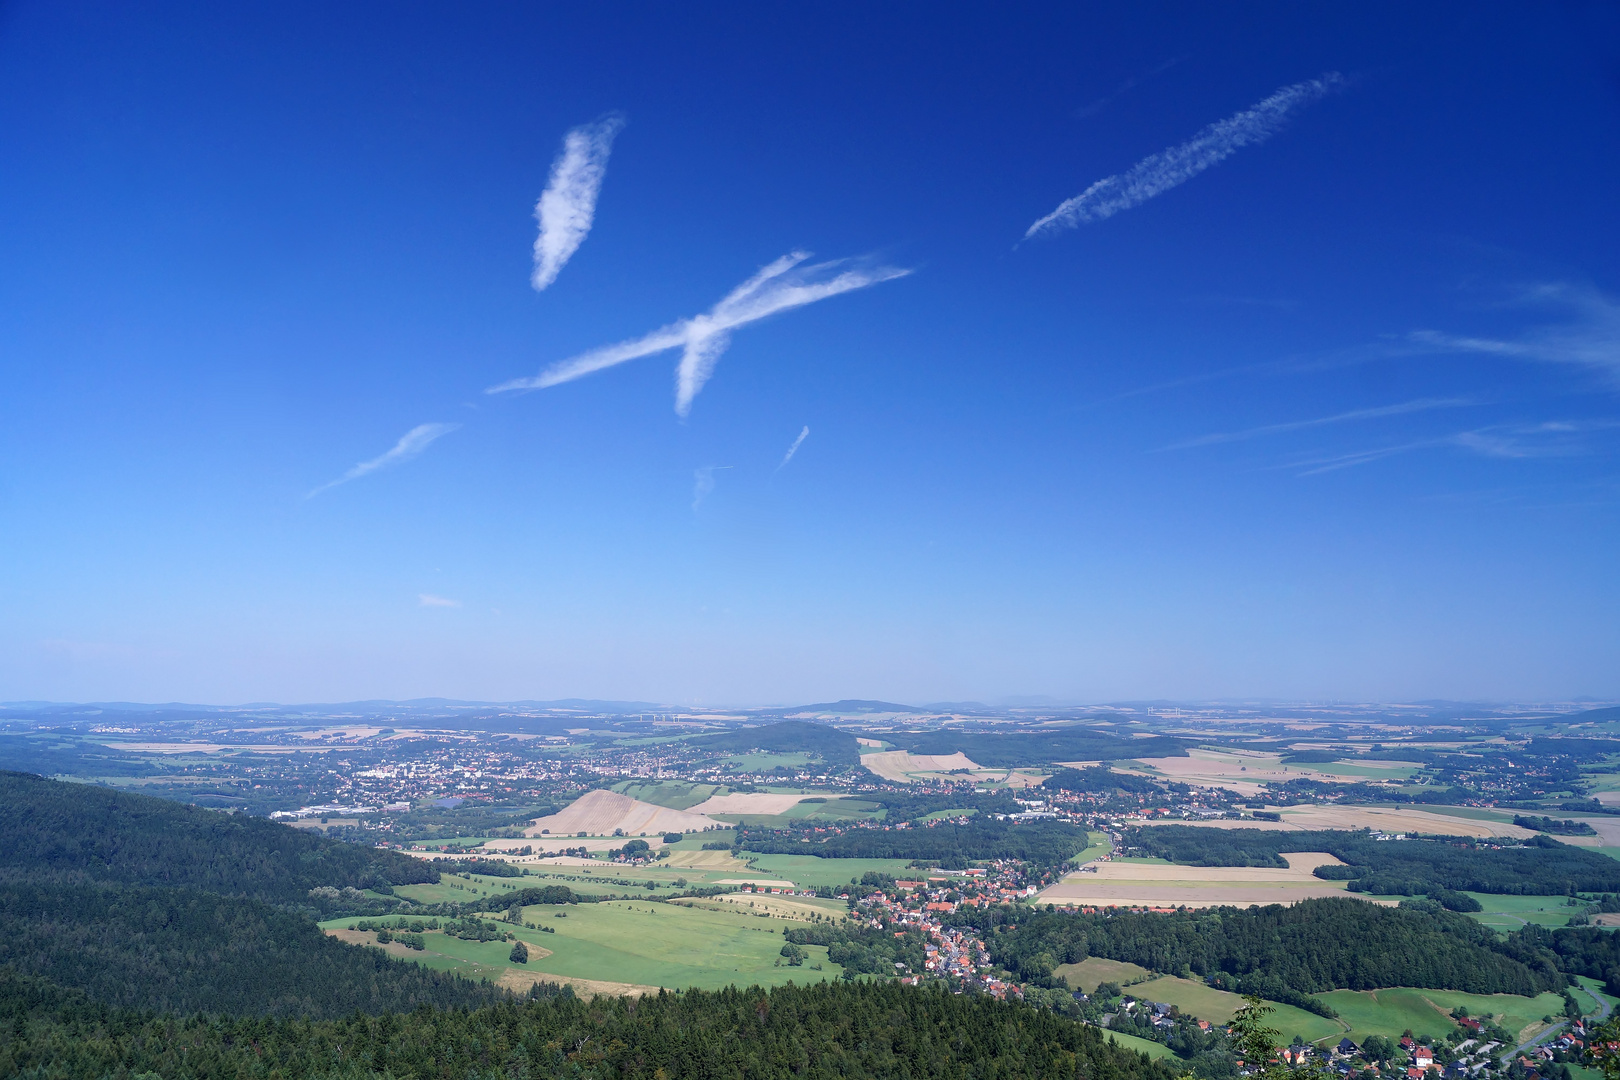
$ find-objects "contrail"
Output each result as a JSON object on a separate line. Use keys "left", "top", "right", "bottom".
{"left": 531, "top": 114, "right": 625, "bottom": 291}
{"left": 777, "top": 426, "right": 810, "bottom": 470}
{"left": 1027, "top": 73, "right": 1343, "bottom": 238}
{"left": 489, "top": 252, "right": 911, "bottom": 417}
{"left": 307, "top": 422, "right": 459, "bottom": 497}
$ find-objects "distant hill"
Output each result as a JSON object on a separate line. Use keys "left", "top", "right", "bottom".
{"left": 779, "top": 699, "right": 930, "bottom": 715}
{"left": 690, "top": 720, "right": 862, "bottom": 765}
{"left": 0, "top": 772, "right": 498, "bottom": 1016}
{"left": 893, "top": 726, "right": 1190, "bottom": 768}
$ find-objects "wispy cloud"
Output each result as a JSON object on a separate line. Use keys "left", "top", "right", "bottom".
{"left": 307, "top": 423, "right": 459, "bottom": 497}
{"left": 418, "top": 594, "right": 461, "bottom": 608}
{"left": 531, "top": 114, "right": 625, "bottom": 292}
{"left": 1026, "top": 73, "right": 1344, "bottom": 239}
{"left": 1289, "top": 419, "right": 1620, "bottom": 476}
{"left": 489, "top": 252, "right": 911, "bottom": 416}
{"left": 1407, "top": 284, "right": 1620, "bottom": 383}
{"left": 1160, "top": 397, "right": 1476, "bottom": 451}
{"left": 1075, "top": 57, "right": 1185, "bottom": 119}
{"left": 777, "top": 426, "right": 810, "bottom": 470}
{"left": 692, "top": 465, "right": 730, "bottom": 510}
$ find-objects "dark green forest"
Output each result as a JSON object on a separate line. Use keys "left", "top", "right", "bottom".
{"left": 893, "top": 727, "right": 1189, "bottom": 768}
{"left": 0, "top": 771, "right": 436, "bottom": 903}
{"left": 954, "top": 897, "right": 1562, "bottom": 1002}
{"left": 689, "top": 721, "right": 862, "bottom": 766}
{"left": 1041, "top": 767, "right": 1162, "bottom": 795}
{"left": 0, "top": 970, "right": 1178, "bottom": 1080}
{"left": 0, "top": 772, "right": 501, "bottom": 1017}
{"left": 1123, "top": 825, "right": 1620, "bottom": 894}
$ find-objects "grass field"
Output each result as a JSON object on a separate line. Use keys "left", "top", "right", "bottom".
{"left": 324, "top": 897, "right": 845, "bottom": 992}
{"left": 1129, "top": 976, "right": 1342, "bottom": 1043}
{"left": 610, "top": 780, "right": 721, "bottom": 810}
{"left": 707, "top": 798, "right": 885, "bottom": 827}
{"left": 1054, "top": 957, "right": 1153, "bottom": 991}
{"left": 1317, "top": 988, "right": 1567, "bottom": 1043}
{"left": 1071, "top": 833, "right": 1111, "bottom": 866}
{"left": 721, "top": 752, "right": 815, "bottom": 771}
{"left": 1093, "top": 1027, "right": 1178, "bottom": 1060}
{"left": 678, "top": 893, "right": 847, "bottom": 922}
{"left": 1463, "top": 892, "right": 1585, "bottom": 930}
{"left": 740, "top": 853, "right": 917, "bottom": 888}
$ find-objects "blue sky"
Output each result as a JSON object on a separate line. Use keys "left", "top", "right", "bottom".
{"left": 1, "top": 3, "right": 1617, "bottom": 705}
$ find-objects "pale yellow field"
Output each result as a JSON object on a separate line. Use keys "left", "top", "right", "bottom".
{"left": 524, "top": 789, "right": 718, "bottom": 838}
{"left": 677, "top": 893, "right": 844, "bottom": 921}
{"left": 687, "top": 792, "right": 818, "bottom": 815}
{"left": 1037, "top": 852, "right": 1395, "bottom": 908}
{"left": 1137, "top": 804, "right": 1533, "bottom": 839}
{"left": 861, "top": 750, "right": 981, "bottom": 782}
{"left": 1086, "top": 852, "right": 1343, "bottom": 881}
{"left": 1117, "top": 748, "right": 1399, "bottom": 795}
{"left": 497, "top": 969, "right": 661, "bottom": 998}
{"left": 661, "top": 849, "right": 756, "bottom": 873}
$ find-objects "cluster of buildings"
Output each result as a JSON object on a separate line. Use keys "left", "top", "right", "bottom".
{"left": 846, "top": 866, "right": 1040, "bottom": 998}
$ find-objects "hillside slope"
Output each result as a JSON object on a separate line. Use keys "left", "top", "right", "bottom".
{"left": 0, "top": 772, "right": 500, "bottom": 1016}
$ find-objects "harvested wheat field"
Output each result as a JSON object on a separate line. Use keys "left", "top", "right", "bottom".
{"left": 1116, "top": 748, "right": 1412, "bottom": 795}
{"left": 524, "top": 789, "right": 718, "bottom": 838}
{"left": 687, "top": 792, "right": 818, "bottom": 815}
{"left": 862, "top": 750, "right": 981, "bottom": 782}
{"left": 661, "top": 848, "right": 754, "bottom": 872}
{"left": 498, "top": 969, "right": 660, "bottom": 998}
{"left": 1137, "top": 804, "right": 1534, "bottom": 839}
{"left": 1036, "top": 852, "right": 1394, "bottom": 908}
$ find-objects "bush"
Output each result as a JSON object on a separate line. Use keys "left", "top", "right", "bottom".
{"left": 664, "top": 832, "right": 683, "bottom": 844}
{"left": 510, "top": 941, "right": 529, "bottom": 964}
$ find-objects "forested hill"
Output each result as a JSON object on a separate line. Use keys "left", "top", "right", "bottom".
{"left": 893, "top": 728, "right": 1189, "bottom": 769}
{"left": 0, "top": 772, "right": 498, "bottom": 1017}
{"left": 0, "top": 972, "right": 1180, "bottom": 1080}
{"left": 963, "top": 897, "right": 1562, "bottom": 1003}
{"left": 1123, "top": 825, "right": 1620, "bottom": 895}
{"left": 0, "top": 770, "right": 436, "bottom": 901}
{"left": 689, "top": 721, "right": 861, "bottom": 766}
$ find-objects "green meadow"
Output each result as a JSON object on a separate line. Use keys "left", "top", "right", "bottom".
{"left": 1318, "top": 988, "right": 1566, "bottom": 1043}
{"left": 1054, "top": 957, "right": 1153, "bottom": 992}
{"left": 739, "top": 853, "right": 917, "bottom": 888}
{"left": 325, "top": 898, "right": 844, "bottom": 991}
{"left": 610, "top": 780, "right": 722, "bottom": 809}
{"left": 1094, "top": 1028, "right": 1178, "bottom": 1060}
{"left": 1462, "top": 892, "right": 1586, "bottom": 930}
{"left": 1129, "top": 976, "right": 1342, "bottom": 1043}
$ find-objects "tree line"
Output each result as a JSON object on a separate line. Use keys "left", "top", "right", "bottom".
{"left": 950, "top": 897, "right": 1561, "bottom": 1001}
{"left": 0, "top": 969, "right": 1181, "bottom": 1080}
{"left": 736, "top": 819, "right": 1091, "bottom": 867}
{"left": 1123, "top": 825, "right": 1620, "bottom": 894}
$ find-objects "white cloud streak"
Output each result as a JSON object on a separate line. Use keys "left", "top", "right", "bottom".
{"left": 1407, "top": 284, "right": 1620, "bottom": 383}
{"left": 307, "top": 423, "right": 460, "bottom": 498}
{"left": 692, "top": 465, "right": 730, "bottom": 511}
{"left": 1026, "top": 73, "right": 1344, "bottom": 239}
{"left": 1160, "top": 397, "right": 1476, "bottom": 451}
{"left": 1288, "top": 419, "right": 1620, "bottom": 476}
{"left": 418, "top": 594, "right": 461, "bottom": 608}
{"left": 531, "top": 114, "right": 625, "bottom": 292}
{"left": 490, "top": 252, "right": 911, "bottom": 416}
{"left": 777, "top": 426, "right": 810, "bottom": 470}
